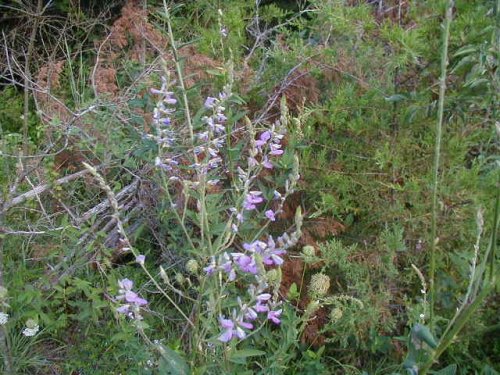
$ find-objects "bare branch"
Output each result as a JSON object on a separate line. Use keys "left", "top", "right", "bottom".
{"left": 2, "top": 168, "right": 93, "bottom": 211}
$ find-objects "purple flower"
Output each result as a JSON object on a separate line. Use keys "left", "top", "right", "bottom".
{"left": 160, "top": 117, "right": 171, "bottom": 125}
{"left": 261, "top": 236, "right": 286, "bottom": 266}
{"left": 197, "top": 131, "right": 209, "bottom": 141}
{"left": 136, "top": 254, "right": 146, "bottom": 265}
{"left": 262, "top": 156, "right": 273, "bottom": 169}
{"left": 204, "top": 257, "right": 217, "bottom": 275}
{"left": 243, "top": 191, "right": 264, "bottom": 211}
{"left": 116, "top": 278, "right": 148, "bottom": 316}
{"left": 164, "top": 96, "right": 177, "bottom": 105}
{"left": 218, "top": 316, "right": 251, "bottom": 342}
{"left": 220, "top": 253, "right": 236, "bottom": 281}
{"left": 254, "top": 302, "right": 269, "bottom": 313}
{"left": 216, "top": 113, "right": 227, "bottom": 123}
{"left": 256, "top": 293, "right": 272, "bottom": 302}
{"left": 124, "top": 291, "right": 148, "bottom": 305}
{"left": 265, "top": 209, "right": 276, "bottom": 221}
{"left": 269, "top": 143, "right": 284, "bottom": 156}
{"left": 243, "top": 240, "right": 267, "bottom": 253}
{"left": 218, "top": 317, "right": 238, "bottom": 342}
{"left": 116, "top": 305, "right": 131, "bottom": 314}
{"left": 232, "top": 253, "right": 258, "bottom": 274}
{"left": 245, "top": 308, "right": 258, "bottom": 321}
{"left": 268, "top": 309, "right": 282, "bottom": 324}
{"left": 204, "top": 97, "right": 218, "bottom": 109}
{"left": 238, "top": 319, "right": 253, "bottom": 330}
{"left": 118, "top": 278, "right": 133, "bottom": 291}
{"left": 255, "top": 131, "right": 272, "bottom": 147}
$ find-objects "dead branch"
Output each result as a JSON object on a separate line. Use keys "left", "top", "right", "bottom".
{"left": 2, "top": 169, "right": 92, "bottom": 211}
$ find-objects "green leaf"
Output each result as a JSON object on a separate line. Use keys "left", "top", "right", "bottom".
{"left": 230, "top": 349, "right": 266, "bottom": 359}
{"left": 412, "top": 324, "right": 438, "bottom": 349}
{"left": 481, "top": 365, "right": 500, "bottom": 375}
{"left": 288, "top": 283, "right": 299, "bottom": 300}
{"left": 384, "top": 94, "right": 407, "bottom": 102}
{"left": 433, "top": 364, "right": 457, "bottom": 375}
{"left": 229, "top": 349, "right": 266, "bottom": 364}
{"left": 205, "top": 68, "right": 226, "bottom": 77}
{"left": 158, "top": 345, "right": 190, "bottom": 375}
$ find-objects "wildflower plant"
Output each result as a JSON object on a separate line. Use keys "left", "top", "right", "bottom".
{"left": 78, "top": 3, "right": 304, "bottom": 369}
{"left": 146, "top": 69, "right": 302, "bottom": 353}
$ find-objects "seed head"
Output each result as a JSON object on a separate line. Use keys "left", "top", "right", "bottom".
{"left": 308, "top": 273, "right": 330, "bottom": 298}
{"left": 186, "top": 259, "right": 199, "bottom": 275}
{"left": 330, "top": 307, "right": 343, "bottom": 322}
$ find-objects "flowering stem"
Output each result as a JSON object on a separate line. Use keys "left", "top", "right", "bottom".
{"left": 161, "top": 0, "right": 195, "bottom": 148}
{"left": 429, "top": 0, "right": 453, "bottom": 331}
{"left": 82, "top": 163, "right": 195, "bottom": 329}
{"left": 420, "top": 180, "right": 499, "bottom": 374}
{"left": 161, "top": 0, "right": 212, "bottom": 251}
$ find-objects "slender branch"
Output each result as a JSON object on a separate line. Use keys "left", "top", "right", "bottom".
{"left": 2, "top": 168, "right": 93, "bottom": 212}
{"left": 22, "top": 0, "right": 43, "bottom": 156}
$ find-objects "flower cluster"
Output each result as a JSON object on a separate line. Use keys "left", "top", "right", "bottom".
{"left": 151, "top": 77, "right": 177, "bottom": 173}
{"left": 248, "top": 125, "right": 285, "bottom": 170}
{"left": 217, "top": 282, "right": 283, "bottom": 342}
{"left": 230, "top": 123, "right": 290, "bottom": 231}
{"left": 116, "top": 278, "right": 148, "bottom": 319}
{"left": 147, "top": 72, "right": 301, "bottom": 345}
{"left": 204, "top": 229, "right": 301, "bottom": 343}
{"left": 194, "top": 92, "right": 229, "bottom": 182}
{"left": 0, "top": 312, "right": 8, "bottom": 325}
{"left": 22, "top": 319, "right": 39, "bottom": 337}
{"left": 150, "top": 77, "right": 230, "bottom": 187}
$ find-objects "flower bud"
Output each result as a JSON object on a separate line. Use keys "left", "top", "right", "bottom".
{"left": 302, "top": 245, "right": 315, "bottom": 257}
{"left": 175, "top": 273, "right": 185, "bottom": 285}
{"left": 186, "top": 259, "right": 199, "bottom": 275}
{"left": 330, "top": 307, "right": 343, "bottom": 322}
{"left": 0, "top": 286, "right": 7, "bottom": 300}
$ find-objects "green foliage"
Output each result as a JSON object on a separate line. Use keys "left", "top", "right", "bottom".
{"left": 0, "top": 0, "right": 498, "bottom": 374}
{"left": 0, "top": 87, "right": 40, "bottom": 141}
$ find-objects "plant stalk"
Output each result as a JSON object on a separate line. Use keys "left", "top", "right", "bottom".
{"left": 421, "top": 183, "right": 499, "bottom": 374}
{"left": 0, "top": 212, "right": 13, "bottom": 373}
{"left": 429, "top": 0, "right": 454, "bottom": 330}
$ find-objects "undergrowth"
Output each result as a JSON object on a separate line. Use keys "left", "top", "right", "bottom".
{"left": 0, "top": 0, "right": 498, "bottom": 374}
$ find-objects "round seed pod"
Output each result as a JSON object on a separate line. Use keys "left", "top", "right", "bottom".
{"left": 308, "top": 273, "right": 330, "bottom": 298}
{"left": 185, "top": 259, "right": 199, "bottom": 275}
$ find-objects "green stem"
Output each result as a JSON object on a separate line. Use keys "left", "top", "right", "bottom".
{"left": 161, "top": 0, "right": 195, "bottom": 147}
{"left": 0, "top": 213, "right": 13, "bottom": 374}
{"left": 161, "top": 0, "right": 212, "bottom": 251}
{"left": 82, "top": 163, "right": 195, "bottom": 328}
{"left": 421, "top": 183, "right": 499, "bottom": 374}
{"left": 420, "top": 284, "right": 492, "bottom": 374}
{"left": 429, "top": 0, "right": 453, "bottom": 331}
